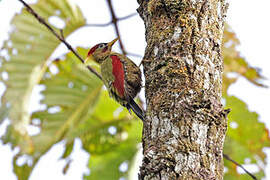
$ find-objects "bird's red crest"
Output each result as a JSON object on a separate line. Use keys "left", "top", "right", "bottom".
{"left": 88, "top": 44, "right": 99, "bottom": 56}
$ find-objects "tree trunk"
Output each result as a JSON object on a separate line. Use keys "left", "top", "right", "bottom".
{"left": 137, "top": 0, "right": 229, "bottom": 179}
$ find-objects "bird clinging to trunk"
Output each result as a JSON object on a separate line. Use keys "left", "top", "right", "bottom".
{"left": 85, "top": 38, "right": 144, "bottom": 121}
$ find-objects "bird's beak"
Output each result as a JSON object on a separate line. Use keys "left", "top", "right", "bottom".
{"left": 84, "top": 54, "right": 94, "bottom": 64}
{"left": 107, "top": 37, "right": 119, "bottom": 48}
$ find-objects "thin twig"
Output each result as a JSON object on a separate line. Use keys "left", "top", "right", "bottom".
{"left": 223, "top": 153, "right": 258, "bottom": 180}
{"left": 17, "top": 0, "right": 102, "bottom": 80}
{"left": 126, "top": 52, "right": 143, "bottom": 58}
{"left": 85, "top": 13, "right": 137, "bottom": 27}
{"left": 85, "top": 22, "right": 111, "bottom": 27}
{"left": 118, "top": 13, "right": 137, "bottom": 21}
{"left": 106, "top": 0, "right": 127, "bottom": 55}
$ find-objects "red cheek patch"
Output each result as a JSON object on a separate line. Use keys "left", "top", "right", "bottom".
{"left": 88, "top": 44, "right": 99, "bottom": 56}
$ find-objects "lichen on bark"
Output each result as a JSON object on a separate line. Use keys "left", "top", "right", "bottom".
{"left": 137, "top": 0, "right": 229, "bottom": 179}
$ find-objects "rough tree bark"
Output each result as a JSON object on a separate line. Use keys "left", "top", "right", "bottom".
{"left": 137, "top": 0, "right": 229, "bottom": 179}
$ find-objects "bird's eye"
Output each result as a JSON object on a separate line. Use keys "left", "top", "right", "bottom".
{"left": 98, "top": 43, "right": 106, "bottom": 48}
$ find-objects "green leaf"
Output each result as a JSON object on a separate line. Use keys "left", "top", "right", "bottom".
{"left": 224, "top": 96, "right": 270, "bottom": 179}
{"left": 222, "top": 25, "right": 269, "bottom": 179}
{"left": 0, "top": 0, "right": 85, "bottom": 154}
{"left": 13, "top": 155, "right": 33, "bottom": 180}
{"left": 32, "top": 50, "right": 102, "bottom": 155}
{"left": 85, "top": 120, "right": 142, "bottom": 180}
{"left": 68, "top": 87, "right": 142, "bottom": 180}
{"left": 61, "top": 139, "right": 74, "bottom": 159}
{"left": 0, "top": 105, "right": 9, "bottom": 124}
{"left": 11, "top": 48, "right": 102, "bottom": 178}
{"left": 72, "top": 81, "right": 140, "bottom": 153}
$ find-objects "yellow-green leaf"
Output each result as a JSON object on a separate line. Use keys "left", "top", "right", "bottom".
{"left": 222, "top": 25, "right": 266, "bottom": 94}
{"left": 0, "top": 0, "right": 85, "bottom": 155}
{"left": 224, "top": 96, "right": 270, "bottom": 179}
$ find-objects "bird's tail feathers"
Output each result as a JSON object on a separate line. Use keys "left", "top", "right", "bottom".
{"left": 128, "top": 99, "right": 144, "bottom": 121}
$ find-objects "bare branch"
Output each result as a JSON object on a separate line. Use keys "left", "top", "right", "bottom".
{"left": 17, "top": 0, "right": 102, "bottom": 80}
{"left": 106, "top": 0, "right": 126, "bottom": 55}
{"left": 85, "top": 22, "right": 112, "bottom": 27}
{"left": 223, "top": 153, "right": 258, "bottom": 180}
{"left": 126, "top": 52, "right": 143, "bottom": 58}
{"left": 85, "top": 13, "right": 137, "bottom": 27}
{"left": 118, "top": 13, "right": 137, "bottom": 21}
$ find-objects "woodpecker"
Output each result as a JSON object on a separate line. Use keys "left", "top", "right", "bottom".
{"left": 85, "top": 38, "right": 144, "bottom": 121}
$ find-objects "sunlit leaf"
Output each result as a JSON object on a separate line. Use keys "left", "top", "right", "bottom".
{"left": 0, "top": 0, "right": 85, "bottom": 155}
{"left": 61, "top": 139, "right": 74, "bottom": 159}
{"left": 85, "top": 120, "right": 142, "bottom": 180}
{"left": 73, "top": 91, "right": 133, "bottom": 154}
{"left": 13, "top": 155, "right": 33, "bottom": 180}
{"left": 68, "top": 86, "right": 142, "bottom": 179}
{"left": 222, "top": 24, "right": 266, "bottom": 94}
{"left": 0, "top": 105, "right": 9, "bottom": 124}
{"left": 7, "top": 47, "right": 102, "bottom": 179}
{"left": 30, "top": 49, "right": 102, "bottom": 157}
{"left": 224, "top": 96, "right": 270, "bottom": 179}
